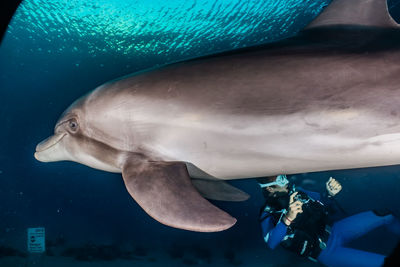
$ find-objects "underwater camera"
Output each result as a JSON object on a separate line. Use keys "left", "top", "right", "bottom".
{"left": 293, "top": 191, "right": 310, "bottom": 204}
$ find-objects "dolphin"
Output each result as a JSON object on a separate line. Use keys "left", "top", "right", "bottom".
{"left": 35, "top": 0, "right": 400, "bottom": 232}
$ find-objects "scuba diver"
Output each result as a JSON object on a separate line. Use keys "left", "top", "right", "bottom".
{"left": 258, "top": 175, "right": 400, "bottom": 267}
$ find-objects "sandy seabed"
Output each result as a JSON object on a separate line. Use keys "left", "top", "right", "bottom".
{"left": 0, "top": 246, "right": 318, "bottom": 267}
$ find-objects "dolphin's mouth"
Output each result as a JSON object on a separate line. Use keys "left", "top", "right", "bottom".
{"left": 35, "top": 133, "right": 66, "bottom": 153}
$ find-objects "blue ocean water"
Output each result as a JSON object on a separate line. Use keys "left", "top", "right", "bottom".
{"left": 5, "top": 0, "right": 329, "bottom": 63}
{"left": 1, "top": 0, "right": 400, "bottom": 266}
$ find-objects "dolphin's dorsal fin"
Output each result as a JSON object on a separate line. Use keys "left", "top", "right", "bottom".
{"left": 306, "top": 0, "right": 399, "bottom": 29}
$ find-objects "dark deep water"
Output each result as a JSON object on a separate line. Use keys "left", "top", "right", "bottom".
{"left": 1, "top": 0, "right": 400, "bottom": 266}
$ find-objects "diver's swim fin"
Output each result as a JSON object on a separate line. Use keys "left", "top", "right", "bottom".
{"left": 384, "top": 241, "right": 400, "bottom": 267}
{"left": 373, "top": 208, "right": 400, "bottom": 218}
{"left": 122, "top": 159, "right": 236, "bottom": 232}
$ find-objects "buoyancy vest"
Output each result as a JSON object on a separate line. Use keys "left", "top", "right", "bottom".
{"left": 262, "top": 186, "right": 329, "bottom": 258}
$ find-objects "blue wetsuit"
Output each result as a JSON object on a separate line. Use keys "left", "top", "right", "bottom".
{"left": 260, "top": 187, "right": 400, "bottom": 267}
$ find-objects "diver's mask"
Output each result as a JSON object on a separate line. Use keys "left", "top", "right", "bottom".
{"left": 258, "top": 174, "right": 289, "bottom": 188}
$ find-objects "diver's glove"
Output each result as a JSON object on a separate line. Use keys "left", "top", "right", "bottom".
{"left": 326, "top": 177, "right": 342, "bottom": 197}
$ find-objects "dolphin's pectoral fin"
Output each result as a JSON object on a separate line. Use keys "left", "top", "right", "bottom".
{"left": 122, "top": 160, "right": 237, "bottom": 232}
{"left": 192, "top": 178, "right": 249, "bottom": 202}
{"left": 306, "top": 0, "right": 399, "bottom": 29}
{"left": 184, "top": 162, "right": 249, "bottom": 202}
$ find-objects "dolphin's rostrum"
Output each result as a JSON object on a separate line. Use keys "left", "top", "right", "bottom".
{"left": 35, "top": 0, "right": 400, "bottom": 232}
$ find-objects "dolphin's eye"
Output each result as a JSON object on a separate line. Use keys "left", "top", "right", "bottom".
{"left": 68, "top": 119, "right": 79, "bottom": 132}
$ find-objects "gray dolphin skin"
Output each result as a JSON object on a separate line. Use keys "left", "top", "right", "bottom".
{"left": 35, "top": 0, "right": 400, "bottom": 232}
